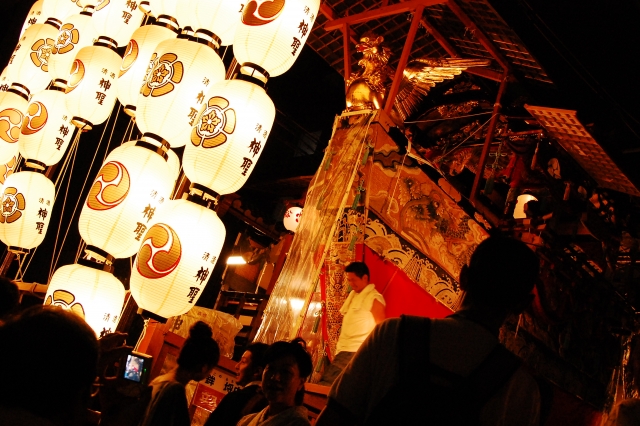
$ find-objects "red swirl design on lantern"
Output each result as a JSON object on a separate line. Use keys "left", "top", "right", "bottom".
{"left": 136, "top": 223, "right": 182, "bottom": 279}
{"left": 242, "top": 0, "right": 285, "bottom": 26}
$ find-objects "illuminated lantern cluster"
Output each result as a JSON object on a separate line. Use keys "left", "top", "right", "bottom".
{"left": 65, "top": 36, "right": 122, "bottom": 130}
{"left": 78, "top": 135, "right": 179, "bottom": 259}
{"left": 0, "top": 84, "right": 30, "bottom": 165}
{"left": 19, "top": 79, "right": 74, "bottom": 166}
{"left": 92, "top": 0, "right": 145, "bottom": 47}
{"left": 233, "top": 0, "right": 320, "bottom": 77}
{"left": 116, "top": 16, "right": 180, "bottom": 116}
{"left": 0, "top": 165, "right": 55, "bottom": 253}
{"left": 129, "top": 186, "right": 225, "bottom": 321}
{"left": 183, "top": 64, "right": 275, "bottom": 195}
{"left": 5, "top": 18, "right": 62, "bottom": 94}
{"left": 45, "top": 260, "right": 126, "bottom": 336}
{"left": 187, "top": 0, "right": 243, "bottom": 46}
{"left": 283, "top": 206, "right": 303, "bottom": 232}
{"left": 136, "top": 30, "right": 226, "bottom": 147}
{"left": 48, "top": 7, "right": 98, "bottom": 83}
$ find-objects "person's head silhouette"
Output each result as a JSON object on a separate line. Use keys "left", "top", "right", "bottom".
{"left": 459, "top": 235, "right": 540, "bottom": 316}
{"left": 0, "top": 305, "right": 99, "bottom": 426}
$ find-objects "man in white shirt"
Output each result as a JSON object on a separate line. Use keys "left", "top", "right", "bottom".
{"left": 318, "top": 262, "right": 385, "bottom": 386}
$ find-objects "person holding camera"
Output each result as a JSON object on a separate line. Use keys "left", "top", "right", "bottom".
{"left": 140, "top": 321, "right": 220, "bottom": 426}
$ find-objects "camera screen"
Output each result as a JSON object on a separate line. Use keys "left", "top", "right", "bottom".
{"left": 123, "top": 354, "right": 144, "bottom": 382}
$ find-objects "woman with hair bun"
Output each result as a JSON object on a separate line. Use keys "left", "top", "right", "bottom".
{"left": 140, "top": 321, "right": 220, "bottom": 426}
{"left": 237, "top": 337, "right": 312, "bottom": 426}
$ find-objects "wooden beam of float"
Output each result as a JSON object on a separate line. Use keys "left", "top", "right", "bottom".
{"left": 418, "top": 16, "right": 503, "bottom": 82}
{"left": 324, "top": 0, "right": 447, "bottom": 30}
{"left": 384, "top": 5, "right": 425, "bottom": 114}
{"left": 446, "top": 0, "right": 512, "bottom": 73}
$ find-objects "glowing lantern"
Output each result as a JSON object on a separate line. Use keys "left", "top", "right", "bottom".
{"left": 0, "top": 67, "right": 9, "bottom": 90}
{"left": 20, "top": 0, "right": 45, "bottom": 38}
{"left": 78, "top": 134, "right": 179, "bottom": 259}
{"left": 0, "top": 84, "right": 30, "bottom": 165}
{"left": 0, "top": 167, "right": 55, "bottom": 252}
{"left": 187, "top": 0, "right": 243, "bottom": 46}
{"left": 136, "top": 31, "right": 226, "bottom": 148}
{"left": 92, "top": 0, "right": 145, "bottom": 47}
{"left": 45, "top": 261, "right": 126, "bottom": 336}
{"left": 5, "top": 19, "right": 62, "bottom": 94}
{"left": 65, "top": 36, "right": 121, "bottom": 130}
{"left": 19, "top": 79, "right": 74, "bottom": 165}
{"left": 41, "top": 0, "right": 83, "bottom": 21}
{"left": 116, "top": 17, "right": 179, "bottom": 116}
{"left": 283, "top": 206, "right": 302, "bottom": 232}
{"left": 183, "top": 64, "right": 274, "bottom": 195}
{"left": 233, "top": 0, "right": 320, "bottom": 77}
{"left": 49, "top": 8, "right": 98, "bottom": 83}
{"left": 150, "top": 0, "right": 180, "bottom": 24}
{"left": 129, "top": 187, "right": 225, "bottom": 321}
{"left": 0, "top": 156, "right": 18, "bottom": 196}
{"left": 513, "top": 194, "right": 538, "bottom": 219}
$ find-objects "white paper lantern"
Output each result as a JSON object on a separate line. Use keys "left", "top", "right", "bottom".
{"left": 116, "top": 17, "right": 179, "bottom": 116}
{"left": 19, "top": 80, "right": 74, "bottom": 165}
{"left": 41, "top": 0, "right": 83, "bottom": 21}
{"left": 186, "top": 0, "right": 242, "bottom": 46}
{"left": 183, "top": 64, "right": 274, "bottom": 195}
{"left": 0, "top": 67, "right": 9, "bottom": 91}
{"left": 513, "top": 194, "right": 538, "bottom": 219}
{"left": 0, "top": 156, "right": 19, "bottom": 197}
{"left": 78, "top": 135, "right": 178, "bottom": 258}
{"left": 0, "top": 85, "right": 30, "bottom": 165}
{"left": 20, "top": 0, "right": 45, "bottom": 38}
{"left": 92, "top": 0, "right": 145, "bottom": 47}
{"left": 49, "top": 9, "right": 98, "bottom": 83}
{"left": 45, "top": 262, "right": 126, "bottom": 336}
{"left": 149, "top": 0, "right": 180, "bottom": 23}
{"left": 136, "top": 31, "right": 226, "bottom": 148}
{"left": 283, "top": 206, "right": 302, "bottom": 232}
{"left": 0, "top": 169, "right": 55, "bottom": 251}
{"left": 5, "top": 19, "right": 62, "bottom": 94}
{"left": 233, "top": 0, "right": 319, "bottom": 77}
{"left": 130, "top": 192, "right": 225, "bottom": 320}
{"left": 65, "top": 36, "right": 121, "bottom": 130}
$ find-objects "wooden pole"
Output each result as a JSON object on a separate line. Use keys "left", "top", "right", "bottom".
{"left": 469, "top": 72, "right": 509, "bottom": 203}
{"left": 383, "top": 5, "right": 425, "bottom": 115}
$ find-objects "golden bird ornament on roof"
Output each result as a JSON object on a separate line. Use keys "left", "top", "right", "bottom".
{"left": 393, "top": 57, "right": 492, "bottom": 122}
{"left": 344, "top": 34, "right": 492, "bottom": 124}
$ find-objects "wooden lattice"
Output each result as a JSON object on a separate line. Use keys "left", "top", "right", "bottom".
{"left": 525, "top": 105, "right": 640, "bottom": 197}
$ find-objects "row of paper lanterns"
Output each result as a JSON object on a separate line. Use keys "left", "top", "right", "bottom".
{"left": 0, "top": 0, "right": 320, "bottom": 335}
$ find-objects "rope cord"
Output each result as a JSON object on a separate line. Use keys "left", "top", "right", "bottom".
{"left": 49, "top": 107, "right": 117, "bottom": 279}
{"left": 404, "top": 111, "right": 493, "bottom": 124}
{"left": 435, "top": 114, "right": 496, "bottom": 162}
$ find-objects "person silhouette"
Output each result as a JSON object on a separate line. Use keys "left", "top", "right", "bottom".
{"left": 317, "top": 235, "right": 541, "bottom": 426}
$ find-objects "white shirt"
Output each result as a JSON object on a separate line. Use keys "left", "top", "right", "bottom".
{"left": 336, "top": 284, "right": 385, "bottom": 354}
